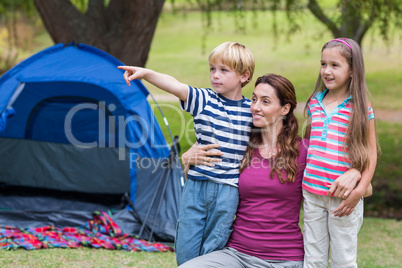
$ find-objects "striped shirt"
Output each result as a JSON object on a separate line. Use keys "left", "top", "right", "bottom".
{"left": 180, "top": 86, "right": 252, "bottom": 186}
{"left": 302, "top": 89, "right": 375, "bottom": 195}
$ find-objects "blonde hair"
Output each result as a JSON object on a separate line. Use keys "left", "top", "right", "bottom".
{"left": 209, "top": 41, "right": 255, "bottom": 87}
{"left": 305, "top": 38, "right": 377, "bottom": 171}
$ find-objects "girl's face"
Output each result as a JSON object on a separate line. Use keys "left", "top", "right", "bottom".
{"left": 320, "top": 47, "right": 352, "bottom": 94}
{"left": 250, "top": 83, "right": 288, "bottom": 129}
{"left": 209, "top": 60, "right": 249, "bottom": 100}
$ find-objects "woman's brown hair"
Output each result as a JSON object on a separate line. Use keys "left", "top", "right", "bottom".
{"left": 239, "top": 74, "right": 301, "bottom": 183}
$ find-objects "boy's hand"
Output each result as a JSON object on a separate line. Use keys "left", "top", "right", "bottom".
{"left": 117, "top": 65, "right": 189, "bottom": 101}
{"left": 327, "top": 168, "right": 361, "bottom": 199}
{"left": 117, "top": 66, "right": 147, "bottom": 86}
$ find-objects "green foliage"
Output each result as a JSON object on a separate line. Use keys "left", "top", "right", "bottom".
{"left": 365, "top": 121, "right": 402, "bottom": 218}
{"left": 69, "top": 0, "right": 88, "bottom": 12}
{"left": 178, "top": 0, "right": 402, "bottom": 45}
{"left": 0, "top": 0, "right": 35, "bottom": 16}
{"left": 0, "top": 0, "right": 37, "bottom": 73}
{"left": 147, "top": 10, "right": 402, "bottom": 110}
{"left": 147, "top": 10, "right": 402, "bottom": 218}
{"left": 69, "top": 0, "right": 111, "bottom": 13}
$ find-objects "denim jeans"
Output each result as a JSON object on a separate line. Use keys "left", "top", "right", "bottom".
{"left": 175, "top": 179, "right": 239, "bottom": 266}
{"left": 303, "top": 189, "right": 364, "bottom": 268}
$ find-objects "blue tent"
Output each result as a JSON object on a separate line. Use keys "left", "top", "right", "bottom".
{"left": 0, "top": 43, "right": 183, "bottom": 242}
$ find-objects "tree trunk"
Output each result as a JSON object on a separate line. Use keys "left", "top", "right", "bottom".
{"left": 33, "top": 0, "right": 165, "bottom": 66}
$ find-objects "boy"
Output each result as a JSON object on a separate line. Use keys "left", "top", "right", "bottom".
{"left": 118, "top": 41, "right": 255, "bottom": 265}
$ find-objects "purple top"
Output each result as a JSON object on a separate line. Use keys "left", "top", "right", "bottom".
{"left": 226, "top": 139, "right": 308, "bottom": 261}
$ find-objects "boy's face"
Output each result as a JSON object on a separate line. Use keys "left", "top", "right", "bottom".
{"left": 209, "top": 61, "right": 249, "bottom": 100}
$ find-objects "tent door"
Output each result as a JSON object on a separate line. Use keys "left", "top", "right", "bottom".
{"left": 25, "top": 96, "right": 117, "bottom": 146}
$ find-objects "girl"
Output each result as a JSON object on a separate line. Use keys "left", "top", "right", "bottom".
{"left": 302, "top": 38, "right": 378, "bottom": 267}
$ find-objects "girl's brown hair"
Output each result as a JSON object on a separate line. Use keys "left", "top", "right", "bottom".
{"left": 304, "top": 38, "right": 375, "bottom": 171}
{"left": 239, "top": 74, "right": 301, "bottom": 183}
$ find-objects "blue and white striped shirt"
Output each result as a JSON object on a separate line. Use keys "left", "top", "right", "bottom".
{"left": 181, "top": 86, "right": 253, "bottom": 186}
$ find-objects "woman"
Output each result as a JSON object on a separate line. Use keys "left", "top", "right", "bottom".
{"left": 179, "top": 73, "right": 307, "bottom": 267}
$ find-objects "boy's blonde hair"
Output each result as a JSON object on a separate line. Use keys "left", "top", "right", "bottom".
{"left": 208, "top": 41, "right": 255, "bottom": 87}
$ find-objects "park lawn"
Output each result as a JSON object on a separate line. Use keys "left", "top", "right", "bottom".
{"left": 0, "top": 216, "right": 400, "bottom": 267}
{"left": 145, "top": 10, "right": 402, "bottom": 110}
{"left": 0, "top": 5, "right": 400, "bottom": 268}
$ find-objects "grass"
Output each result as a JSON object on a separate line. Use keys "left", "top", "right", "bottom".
{"left": 0, "top": 216, "right": 400, "bottom": 267}
{"left": 0, "top": 248, "right": 177, "bottom": 268}
{"left": 145, "top": 10, "right": 402, "bottom": 110}
{"left": 0, "top": 6, "right": 401, "bottom": 268}
{"left": 148, "top": 9, "right": 402, "bottom": 218}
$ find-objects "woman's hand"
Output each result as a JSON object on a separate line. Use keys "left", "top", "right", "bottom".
{"left": 327, "top": 168, "right": 361, "bottom": 199}
{"left": 333, "top": 189, "right": 363, "bottom": 217}
{"left": 181, "top": 143, "right": 223, "bottom": 179}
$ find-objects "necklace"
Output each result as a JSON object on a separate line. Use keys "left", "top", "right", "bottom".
{"left": 323, "top": 93, "right": 348, "bottom": 107}
{"left": 323, "top": 98, "right": 341, "bottom": 107}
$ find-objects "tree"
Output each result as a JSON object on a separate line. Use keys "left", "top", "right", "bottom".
{"left": 195, "top": 0, "right": 401, "bottom": 46}
{"left": 2, "top": 0, "right": 401, "bottom": 68}
{"left": 306, "top": 0, "right": 401, "bottom": 45}
{"left": 33, "top": 0, "right": 165, "bottom": 66}
{"left": 0, "top": 0, "right": 36, "bottom": 72}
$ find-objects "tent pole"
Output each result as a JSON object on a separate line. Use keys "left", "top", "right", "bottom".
{"left": 148, "top": 162, "right": 172, "bottom": 241}
{"left": 137, "top": 164, "right": 169, "bottom": 240}
{"left": 147, "top": 93, "right": 185, "bottom": 186}
{"left": 123, "top": 192, "right": 152, "bottom": 238}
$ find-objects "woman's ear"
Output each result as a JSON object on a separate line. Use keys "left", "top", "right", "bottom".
{"left": 281, "top": 103, "right": 291, "bottom": 116}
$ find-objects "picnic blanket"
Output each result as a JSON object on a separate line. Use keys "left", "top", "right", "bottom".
{"left": 0, "top": 211, "right": 173, "bottom": 252}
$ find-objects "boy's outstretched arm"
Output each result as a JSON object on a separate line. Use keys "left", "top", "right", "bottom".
{"left": 117, "top": 66, "right": 189, "bottom": 102}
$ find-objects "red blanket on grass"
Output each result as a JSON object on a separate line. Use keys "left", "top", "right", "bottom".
{"left": 0, "top": 211, "right": 173, "bottom": 252}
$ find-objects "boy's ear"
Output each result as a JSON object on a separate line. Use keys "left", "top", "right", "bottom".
{"left": 241, "top": 71, "right": 250, "bottom": 83}
{"left": 281, "top": 103, "right": 291, "bottom": 116}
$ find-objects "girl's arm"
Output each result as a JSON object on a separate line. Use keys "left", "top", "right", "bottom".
{"left": 333, "top": 119, "right": 377, "bottom": 217}
{"left": 363, "top": 183, "right": 373, "bottom": 197}
{"left": 117, "top": 66, "right": 189, "bottom": 101}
